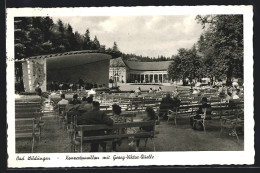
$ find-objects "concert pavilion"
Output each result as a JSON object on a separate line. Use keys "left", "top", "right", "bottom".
{"left": 16, "top": 50, "right": 119, "bottom": 92}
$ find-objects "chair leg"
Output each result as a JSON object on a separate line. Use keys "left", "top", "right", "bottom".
{"left": 150, "top": 138, "right": 156, "bottom": 151}
{"left": 203, "top": 123, "right": 206, "bottom": 133}
{"left": 32, "top": 136, "right": 35, "bottom": 153}
{"left": 144, "top": 138, "right": 148, "bottom": 149}
{"left": 81, "top": 140, "right": 83, "bottom": 153}
{"left": 174, "top": 115, "right": 177, "bottom": 127}
{"left": 219, "top": 127, "right": 223, "bottom": 137}
{"left": 234, "top": 128, "right": 239, "bottom": 143}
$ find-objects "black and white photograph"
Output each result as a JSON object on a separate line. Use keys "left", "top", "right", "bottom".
{"left": 6, "top": 6, "right": 254, "bottom": 167}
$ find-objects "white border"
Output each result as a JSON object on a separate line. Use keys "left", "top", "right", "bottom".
{"left": 6, "top": 6, "right": 254, "bottom": 167}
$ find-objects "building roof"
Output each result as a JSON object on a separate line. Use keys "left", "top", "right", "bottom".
{"left": 124, "top": 60, "right": 173, "bottom": 71}
{"left": 47, "top": 52, "right": 111, "bottom": 70}
{"left": 15, "top": 50, "right": 121, "bottom": 62}
{"left": 110, "top": 57, "right": 126, "bottom": 67}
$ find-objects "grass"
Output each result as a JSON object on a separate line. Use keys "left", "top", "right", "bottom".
{"left": 16, "top": 83, "right": 243, "bottom": 153}
{"left": 16, "top": 112, "right": 243, "bottom": 153}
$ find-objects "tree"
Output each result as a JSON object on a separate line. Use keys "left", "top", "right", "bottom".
{"left": 93, "top": 35, "right": 100, "bottom": 50}
{"left": 83, "top": 28, "right": 91, "bottom": 50}
{"left": 167, "top": 47, "right": 202, "bottom": 86}
{"left": 196, "top": 15, "right": 243, "bottom": 86}
{"left": 74, "top": 31, "right": 84, "bottom": 50}
{"left": 168, "top": 55, "right": 182, "bottom": 83}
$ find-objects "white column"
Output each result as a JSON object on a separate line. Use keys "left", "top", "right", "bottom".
{"left": 162, "top": 74, "right": 164, "bottom": 83}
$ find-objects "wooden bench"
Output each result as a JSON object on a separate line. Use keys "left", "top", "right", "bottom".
{"left": 107, "top": 112, "right": 137, "bottom": 123}
{"left": 15, "top": 118, "right": 41, "bottom": 152}
{"left": 72, "top": 120, "right": 157, "bottom": 152}
{"left": 193, "top": 101, "right": 244, "bottom": 139}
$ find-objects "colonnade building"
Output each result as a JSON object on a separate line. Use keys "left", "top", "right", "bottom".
{"left": 109, "top": 57, "right": 173, "bottom": 84}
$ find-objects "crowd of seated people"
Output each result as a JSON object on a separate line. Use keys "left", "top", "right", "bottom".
{"left": 47, "top": 79, "right": 108, "bottom": 92}
{"left": 54, "top": 92, "right": 158, "bottom": 152}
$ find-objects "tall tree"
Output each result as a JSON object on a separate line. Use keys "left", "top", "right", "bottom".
{"left": 168, "top": 47, "right": 202, "bottom": 86}
{"left": 93, "top": 35, "right": 100, "bottom": 50}
{"left": 196, "top": 15, "right": 243, "bottom": 86}
{"left": 83, "top": 28, "right": 91, "bottom": 50}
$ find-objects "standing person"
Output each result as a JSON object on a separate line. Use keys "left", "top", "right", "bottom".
{"left": 135, "top": 106, "right": 156, "bottom": 152}
{"left": 77, "top": 101, "right": 114, "bottom": 152}
{"left": 35, "top": 83, "right": 42, "bottom": 97}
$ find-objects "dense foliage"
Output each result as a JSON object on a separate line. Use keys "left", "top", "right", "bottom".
{"left": 195, "top": 15, "right": 243, "bottom": 86}
{"left": 168, "top": 46, "right": 202, "bottom": 85}
{"left": 14, "top": 15, "right": 243, "bottom": 89}
{"left": 167, "top": 15, "right": 243, "bottom": 86}
{"left": 14, "top": 17, "right": 104, "bottom": 60}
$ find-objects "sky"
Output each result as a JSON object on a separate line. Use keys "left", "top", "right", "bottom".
{"left": 52, "top": 15, "right": 204, "bottom": 58}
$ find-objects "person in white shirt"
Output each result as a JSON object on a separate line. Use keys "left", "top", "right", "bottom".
{"left": 135, "top": 87, "right": 141, "bottom": 96}
{"left": 232, "top": 81, "right": 239, "bottom": 88}
{"left": 232, "top": 89, "right": 240, "bottom": 99}
{"left": 88, "top": 89, "right": 96, "bottom": 97}
{"left": 57, "top": 93, "right": 69, "bottom": 105}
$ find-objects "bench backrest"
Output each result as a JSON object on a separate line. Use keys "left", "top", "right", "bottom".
{"left": 15, "top": 118, "right": 37, "bottom": 138}
{"left": 76, "top": 121, "right": 155, "bottom": 139}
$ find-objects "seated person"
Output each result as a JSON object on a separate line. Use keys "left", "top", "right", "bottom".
{"left": 81, "top": 96, "right": 87, "bottom": 103}
{"left": 57, "top": 93, "right": 69, "bottom": 105}
{"left": 88, "top": 89, "right": 96, "bottom": 98}
{"left": 157, "top": 87, "right": 162, "bottom": 92}
{"left": 218, "top": 86, "right": 226, "bottom": 98}
{"left": 159, "top": 94, "right": 174, "bottom": 119}
{"left": 129, "top": 90, "right": 136, "bottom": 98}
{"left": 232, "top": 89, "right": 240, "bottom": 99}
{"left": 77, "top": 101, "right": 114, "bottom": 152}
{"left": 225, "top": 92, "right": 232, "bottom": 102}
{"left": 192, "top": 88, "right": 200, "bottom": 95}
{"left": 70, "top": 94, "right": 81, "bottom": 105}
{"left": 77, "top": 96, "right": 93, "bottom": 115}
{"left": 126, "top": 91, "right": 137, "bottom": 111}
{"left": 111, "top": 104, "right": 125, "bottom": 152}
{"left": 66, "top": 97, "right": 85, "bottom": 125}
{"left": 35, "top": 83, "right": 42, "bottom": 97}
{"left": 135, "top": 106, "right": 157, "bottom": 152}
{"left": 149, "top": 88, "right": 153, "bottom": 93}
{"left": 135, "top": 87, "right": 141, "bottom": 96}
{"left": 190, "top": 97, "right": 212, "bottom": 130}
{"left": 190, "top": 86, "right": 194, "bottom": 94}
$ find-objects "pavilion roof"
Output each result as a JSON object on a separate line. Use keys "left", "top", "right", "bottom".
{"left": 124, "top": 60, "right": 173, "bottom": 71}
{"left": 110, "top": 57, "right": 126, "bottom": 67}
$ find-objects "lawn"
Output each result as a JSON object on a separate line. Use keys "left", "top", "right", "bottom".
{"left": 16, "top": 111, "right": 243, "bottom": 153}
